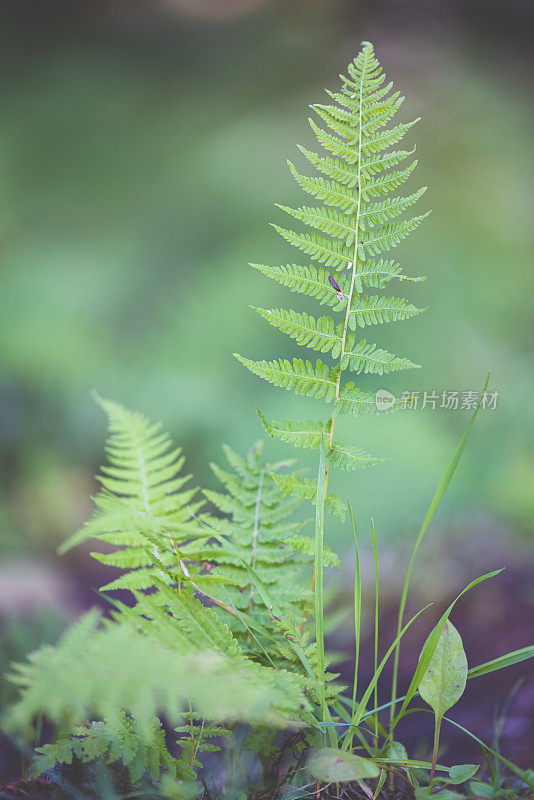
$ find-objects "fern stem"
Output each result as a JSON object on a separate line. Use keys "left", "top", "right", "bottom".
{"left": 248, "top": 468, "right": 265, "bottom": 620}
{"left": 312, "top": 46, "right": 367, "bottom": 584}
{"left": 191, "top": 715, "right": 206, "bottom": 769}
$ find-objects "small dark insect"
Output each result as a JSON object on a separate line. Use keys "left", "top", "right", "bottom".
{"left": 329, "top": 275, "right": 344, "bottom": 301}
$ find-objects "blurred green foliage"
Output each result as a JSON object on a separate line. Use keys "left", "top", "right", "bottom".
{"left": 0, "top": 4, "right": 532, "bottom": 569}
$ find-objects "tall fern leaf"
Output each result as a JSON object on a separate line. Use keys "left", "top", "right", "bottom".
{"left": 236, "top": 40, "right": 428, "bottom": 503}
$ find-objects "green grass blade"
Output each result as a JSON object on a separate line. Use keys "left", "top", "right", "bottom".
{"left": 435, "top": 713, "right": 532, "bottom": 786}
{"left": 467, "top": 646, "right": 534, "bottom": 680}
{"left": 342, "top": 603, "right": 432, "bottom": 749}
{"left": 371, "top": 518, "right": 379, "bottom": 745}
{"left": 389, "top": 373, "right": 490, "bottom": 729}
{"left": 348, "top": 500, "right": 362, "bottom": 720}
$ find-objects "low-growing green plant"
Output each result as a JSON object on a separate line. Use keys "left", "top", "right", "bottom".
{"left": 3, "top": 42, "right": 534, "bottom": 800}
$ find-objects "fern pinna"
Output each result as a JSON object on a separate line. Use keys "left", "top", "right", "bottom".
{"left": 235, "top": 41, "right": 428, "bottom": 497}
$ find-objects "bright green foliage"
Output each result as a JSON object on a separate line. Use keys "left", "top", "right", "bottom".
{"left": 174, "top": 712, "right": 231, "bottom": 777}
{"left": 60, "top": 394, "right": 204, "bottom": 594}
{"left": 6, "top": 610, "right": 308, "bottom": 780}
{"left": 183, "top": 442, "right": 319, "bottom": 643}
{"left": 5, "top": 402, "right": 324, "bottom": 788}
{"left": 236, "top": 41, "right": 428, "bottom": 478}
{"left": 6, "top": 41, "right": 533, "bottom": 800}
{"left": 35, "top": 713, "right": 179, "bottom": 785}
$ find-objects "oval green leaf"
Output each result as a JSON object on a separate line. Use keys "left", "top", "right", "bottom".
{"left": 308, "top": 748, "right": 379, "bottom": 782}
{"left": 418, "top": 621, "right": 467, "bottom": 718}
{"left": 449, "top": 764, "right": 479, "bottom": 783}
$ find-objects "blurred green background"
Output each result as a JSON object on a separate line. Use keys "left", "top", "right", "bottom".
{"left": 0, "top": 0, "right": 533, "bottom": 708}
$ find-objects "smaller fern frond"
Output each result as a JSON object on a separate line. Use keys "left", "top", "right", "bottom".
{"left": 360, "top": 146, "right": 417, "bottom": 178}
{"left": 285, "top": 532, "right": 341, "bottom": 566}
{"left": 272, "top": 472, "right": 347, "bottom": 523}
{"left": 308, "top": 118, "right": 359, "bottom": 163}
{"left": 361, "top": 118, "right": 420, "bottom": 155}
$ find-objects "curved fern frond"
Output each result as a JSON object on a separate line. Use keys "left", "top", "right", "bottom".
{"left": 361, "top": 213, "right": 429, "bottom": 258}
{"left": 60, "top": 397, "right": 204, "bottom": 595}
{"left": 359, "top": 188, "right": 427, "bottom": 231}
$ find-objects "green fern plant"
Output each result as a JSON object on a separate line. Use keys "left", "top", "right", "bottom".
{"left": 236, "top": 40, "right": 428, "bottom": 496}
{"left": 5, "top": 40, "right": 534, "bottom": 800}
{"left": 60, "top": 394, "right": 204, "bottom": 593}
{"left": 181, "top": 442, "right": 315, "bottom": 642}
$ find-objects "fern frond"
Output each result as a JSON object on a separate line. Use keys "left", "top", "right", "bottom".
{"left": 285, "top": 533, "right": 341, "bottom": 566}
{"left": 235, "top": 354, "right": 337, "bottom": 401}
{"left": 360, "top": 146, "right": 417, "bottom": 177}
{"left": 6, "top": 612, "right": 308, "bottom": 740}
{"left": 335, "top": 385, "right": 383, "bottom": 417}
{"left": 296, "top": 146, "right": 358, "bottom": 187}
{"left": 361, "top": 118, "right": 420, "bottom": 155}
{"left": 61, "top": 396, "right": 201, "bottom": 561}
{"left": 198, "top": 443, "right": 316, "bottom": 643}
{"left": 288, "top": 161, "right": 358, "bottom": 212}
{"left": 308, "top": 118, "right": 358, "bottom": 163}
